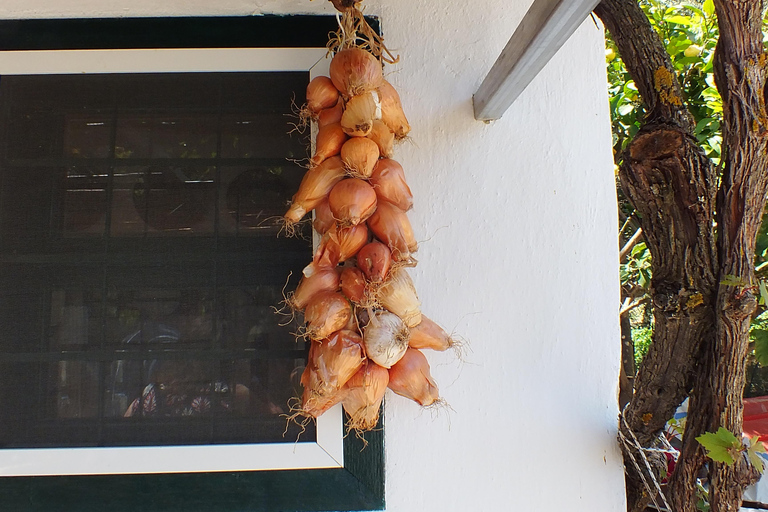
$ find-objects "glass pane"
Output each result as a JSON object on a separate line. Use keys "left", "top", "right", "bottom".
{"left": 49, "top": 286, "right": 104, "bottom": 348}
{"left": 0, "top": 167, "right": 53, "bottom": 248}
{"left": 111, "top": 166, "right": 216, "bottom": 236}
{"left": 51, "top": 361, "right": 100, "bottom": 419}
{"left": 219, "top": 166, "right": 299, "bottom": 236}
{"left": 64, "top": 115, "right": 113, "bottom": 158}
{"left": 59, "top": 167, "right": 109, "bottom": 236}
{"left": 115, "top": 115, "right": 217, "bottom": 159}
{"left": 220, "top": 114, "right": 303, "bottom": 160}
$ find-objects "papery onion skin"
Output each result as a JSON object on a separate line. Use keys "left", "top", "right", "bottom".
{"left": 356, "top": 241, "right": 392, "bottom": 282}
{"left": 301, "top": 329, "right": 365, "bottom": 417}
{"left": 341, "top": 137, "right": 380, "bottom": 178}
{"left": 285, "top": 156, "right": 346, "bottom": 224}
{"left": 408, "top": 315, "right": 452, "bottom": 351}
{"left": 307, "top": 76, "right": 340, "bottom": 114}
{"left": 329, "top": 178, "right": 378, "bottom": 227}
{"left": 340, "top": 266, "right": 368, "bottom": 304}
{"left": 387, "top": 348, "right": 439, "bottom": 406}
{"left": 367, "top": 120, "right": 395, "bottom": 159}
{"left": 313, "top": 223, "right": 369, "bottom": 268}
{"left": 340, "top": 91, "right": 381, "bottom": 137}
{"left": 342, "top": 361, "right": 389, "bottom": 431}
{"left": 330, "top": 48, "right": 383, "bottom": 98}
{"left": 377, "top": 269, "right": 422, "bottom": 328}
{"left": 290, "top": 266, "right": 341, "bottom": 311}
{"left": 378, "top": 80, "right": 411, "bottom": 139}
{"left": 311, "top": 122, "right": 348, "bottom": 166}
{"left": 313, "top": 197, "right": 335, "bottom": 235}
{"left": 304, "top": 291, "right": 352, "bottom": 341}
{"left": 318, "top": 100, "right": 344, "bottom": 128}
{"left": 363, "top": 310, "right": 409, "bottom": 368}
{"left": 366, "top": 201, "right": 418, "bottom": 261}
{"left": 369, "top": 159, "right": 413, "bottom": 212}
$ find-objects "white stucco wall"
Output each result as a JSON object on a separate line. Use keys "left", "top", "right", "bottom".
{"left": 0, "top": 0, "right": 625, "bottom": 510}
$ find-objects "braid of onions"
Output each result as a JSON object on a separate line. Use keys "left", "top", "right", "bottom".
{"left": 280, "top": 0, "right": 456, "bottom": 435}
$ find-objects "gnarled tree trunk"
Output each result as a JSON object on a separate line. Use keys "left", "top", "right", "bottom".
{"left": 594, "top": 0, "right": 768, "bottom": 511}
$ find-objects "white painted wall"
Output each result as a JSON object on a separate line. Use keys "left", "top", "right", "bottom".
{"left": 0, "top": 0, "right": 626, "bottom": 510}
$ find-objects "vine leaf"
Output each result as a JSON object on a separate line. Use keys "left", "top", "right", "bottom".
{"left": 746, "top": 435, "right": 767, "bottom": 474}
{"left": 696, "top": 428, "right": 741, "bottom": 464}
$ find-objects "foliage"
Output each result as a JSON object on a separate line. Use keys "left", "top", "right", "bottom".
{"left": 606, "top": 0, "right": 722, "bottom": 164}
{"left": 696, "top": 428, "right": 766, "bottom": 473}
{"left": 632, "top": 326, "right": 653, "bottom": 367}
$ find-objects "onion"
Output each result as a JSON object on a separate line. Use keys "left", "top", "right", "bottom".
{"left": 367, "top": 120, "right": 395, "bottom": 158}
{"left": 408, "top": 316, "right": 454, "bottom": 351}
{"left": 378, "top": 80, "right": 410, "bottom": 139}
{"left": 313, "top": 223, "right": 369, "bottom": 268}
{"left": 301, "top": 374, "right": 347, "bottom": 419}
{"left": 341, "top": 137, "right": 380, "bottom": 178}
{"left": 356, "top": 241, "right": 391, "bottom": 282}
{"left": 304, "top": 291, "right": 352, "bottom": 341}
{"left": 369, "top": 159, "right": 413, "bottom": 211}
{"left": 377, "top": 269, "right": 421, "bottom": 328}
{"left": 342, "top": 361, "right": 389, "bottom": 431}
{"left": 284, "top": 156, "right": 346, "bottom": 224}
{"left": 363, "top": 310, "right": 409, "bottom": 368}
{"left": 311, "top": 122, "right": 348, "bottom": 166}
{"left": 307, "top": 76, "right": 340, "bottom": 115}
{"left": 366, "top": 201, "right": 418, "bottom": 261}
{"left": 340, "top": 91, "right": 381, "bottom": 137}
{"left": 301, "top": 329, "right": 365, "bottom": 417}
{"left": 313, "top": 197, "right": 335, "bottom": 235}
{"left": 329, "top": 178, "right": 378, "bottom": 227}
{"left": 330, "top": 48, "right": 383, "bottom": 98}
{"left": 388, "top": 348, "right": 439, "bottom": 406}
{"left": 318, "top": 100, "right": 344, "bottom": 128}
{"left": 340, "top": 266, "right": 368, "bottom": 304}
{"left": 290, "top": 266, "right": 341, "bottom": 311}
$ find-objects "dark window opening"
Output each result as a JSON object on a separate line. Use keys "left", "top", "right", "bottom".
{"left": 0, "top": 73, "right": 313, "bottom": 448}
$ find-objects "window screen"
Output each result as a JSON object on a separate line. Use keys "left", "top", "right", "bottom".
{"left": 0, "top": 73, "right": 313, "bottom": 448}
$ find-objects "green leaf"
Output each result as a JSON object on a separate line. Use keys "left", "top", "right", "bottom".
{"left": 618, "top": 104, "right": 635, "bottom": 116}
{"left": 666, "top": 15, "right": 693, "bottom": 26}
{"left": 696, "top": 427, "right": 741, "bottom": 465}
{"left": 702, "top": 0, "right": 714, "bottom": 16}
{"left": 760, "top": 280, "right": 768, "bottom": 306}
{"left": 754, "top": 330, "right": 768, "bottom": 365}
{"left": 747, "top": 436, "right": 766, "bottom": 474}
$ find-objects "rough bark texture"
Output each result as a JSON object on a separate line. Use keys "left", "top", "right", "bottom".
{"left": 596, "top": 0, "right": 768, "bottom": 511}
{"left": 673, "top": 2, "right": 768, "bottom": 511}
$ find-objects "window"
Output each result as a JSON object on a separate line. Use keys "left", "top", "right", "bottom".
{"left": 0, "top": 17, "right": 383, "bottom": 511}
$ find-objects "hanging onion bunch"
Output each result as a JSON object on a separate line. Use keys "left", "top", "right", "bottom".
{"left": 281, "top": 0, "right": 458, "bottom": 434}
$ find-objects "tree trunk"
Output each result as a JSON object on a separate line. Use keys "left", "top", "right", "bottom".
{"left": 595, "top": 0, "right": 768, "bottom": 510}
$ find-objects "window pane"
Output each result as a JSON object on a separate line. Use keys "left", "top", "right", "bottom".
{"left": 0, "top": 72, "right": 314, "bottom": 448}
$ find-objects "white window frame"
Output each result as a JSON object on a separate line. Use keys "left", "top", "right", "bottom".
{"left": 0, "top": 46, "right": 344, "bottom": 477}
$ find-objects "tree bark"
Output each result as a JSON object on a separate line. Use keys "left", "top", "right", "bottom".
{"left": 596, "top": 1, "right": 718, "bottom": 509}
{"left": 596, "top": 0, "right": 768, "bottom": 510}
{"left": 671, "top": 2, "right": 768, "bottom": 511}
